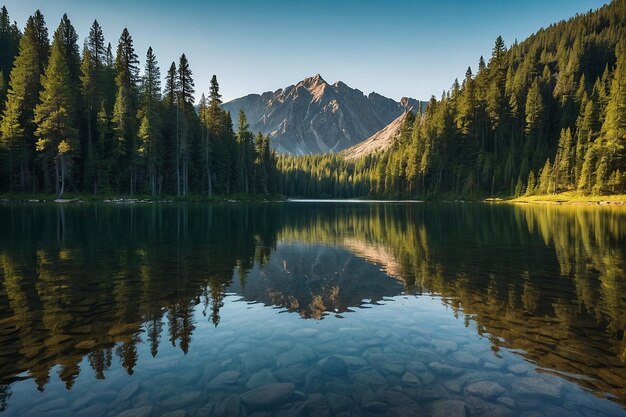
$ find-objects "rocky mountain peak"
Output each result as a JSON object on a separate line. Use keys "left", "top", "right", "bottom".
{"left": 222, "top": 75, "right": 424, "bottom": 155}
{"left": 301, "top": 73, "right": 327, "bottom": 87}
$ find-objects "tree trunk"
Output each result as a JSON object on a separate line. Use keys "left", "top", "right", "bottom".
{"left": 8, "top": 138, "right": 12, "bottom": 194}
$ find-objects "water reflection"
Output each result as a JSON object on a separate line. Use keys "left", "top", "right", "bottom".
{"left": 0, "top": 202, "right": 624, "bottom": 413}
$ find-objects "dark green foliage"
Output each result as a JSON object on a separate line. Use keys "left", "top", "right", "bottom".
{"left": 0, "top": 6, "right": 276, "bottom": 197}
{"left": 34, "top": 21, "right": 78, "bottom": 197}
{"left": 0, "top": 6, "right": 20, "bottom": 109}
{"left": 0, "top": 9, "right": 49, "bottom": 192}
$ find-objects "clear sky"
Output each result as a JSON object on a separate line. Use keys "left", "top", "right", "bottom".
{"left": 2, "top": 0, "right": 610, "bottom": 102}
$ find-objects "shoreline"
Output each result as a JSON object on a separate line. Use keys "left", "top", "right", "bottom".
{"left": 0, "top": 194, "right": 285, "bottom": 204}
{"left": 2, "top": 193, "right": 626, "bottom": 206}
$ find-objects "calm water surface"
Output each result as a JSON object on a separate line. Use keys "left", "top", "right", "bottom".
{"left": 0, "top": 202, "right": 624, "bottom": 417}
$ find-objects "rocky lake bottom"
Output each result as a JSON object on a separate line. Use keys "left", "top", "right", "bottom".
{"left": 3, "top": 294, "right": 624, "bottom": 417}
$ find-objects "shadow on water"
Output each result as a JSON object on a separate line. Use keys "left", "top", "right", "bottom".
{"left": 0, "top": 201, "right": 624, "bottom": 413}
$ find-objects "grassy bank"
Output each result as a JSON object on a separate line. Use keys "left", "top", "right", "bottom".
{"left": 501, "top": 192, "right": 626, "bottom": 205}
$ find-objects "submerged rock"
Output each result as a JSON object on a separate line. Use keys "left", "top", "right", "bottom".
{"left": 209, "top": 371, "right": 241, "bottom": 387}
{"left": 428, "top": 362, "right": 464, "bottom": 376}
{"left": 465, "top": 381, "right": 506, "bottom": 399}
{"left": 30, "top": 398, "right": 67, "bottom": 414}
{"left": 369, "top": 353, "right": 408, "bottom": 375}
{"left": 300, "top": 393, "right": 332, "bottom": 417}
{"left": 75, "top": 403, "right": 109, "bottom": 417}
{"left": 214, "top": 394, "right": 242, "bottom": 417}
{"left": 512, "top": 377, "right": 563, "bottom": 399}
{"left": 352, "top": 369, "right": 388, "bottom": 388}
{"left": 334, "top": 354, "right": 367, "bottom": 369}
{"left": 385, "top": 405, "right": 426, "bottom": 417}
{"left": 117, "top": 380, "right": 141, "bottom": 402}
{"left": 432, "top": 340, "right": 458, "bottom": 355}
{"left": 240, "top": 383, "right": 296, "bottom": 410}
{"left": 325, "top": 393, "right": 353, "bottom": 413}
{"left": 508, "top": 363, "right": 532, "bottom": 375}
{"left": 375, "top": 388, "right": 417, "bottom": 406}
{"left": 277, "top": 344, "right": 316, "bottom": 366}
{"left": 160, "top": 410, "right": 189, "bottom": 417}
{"left": 452, "top": 351, "right": 481, "bottom": 366}
{"left": 318, "top": 356, "right": 348, "bottom": 375}
{"left": 246, "top": 368, "right": 277, "bottom": 389}
{"left": 114, "top": 406, "right": 153, "bottom": 417}
{"left": 401, "top": 372, "right": 420, "bottom": 385}
{"left": 156, "top": 391, "right": 202, "bottom": 409}
{"left": 431, "top": 400, "right": 466, "bottom": 417}
{"left": 363, "top": 401, "right": 388, "bottom": 413}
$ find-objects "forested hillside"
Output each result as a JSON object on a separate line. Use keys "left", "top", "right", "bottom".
{"left": 0, "top": 7, "right": 278, "bottom": 198}
{"left": 280, "top": 0, "right": 626, "bottom": 199}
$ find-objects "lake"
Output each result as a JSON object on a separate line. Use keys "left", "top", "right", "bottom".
{"left": 0, "top": 201, "right": 625, "bottom": 417}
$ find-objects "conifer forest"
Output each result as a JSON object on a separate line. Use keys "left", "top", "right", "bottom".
{"left": 1, "top": 2, "right": 626, "bottom": 199}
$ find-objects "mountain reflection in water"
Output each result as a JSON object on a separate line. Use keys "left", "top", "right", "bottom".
{"left": 0, "top": 202, "right": 624, "bottom": 414}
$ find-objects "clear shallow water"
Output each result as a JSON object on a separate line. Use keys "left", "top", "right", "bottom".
{"left": 0, "top": 202, "right": 625, "bottom": 417}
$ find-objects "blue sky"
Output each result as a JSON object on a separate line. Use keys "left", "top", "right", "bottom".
{"left": 2, "top": 0, "right": 610, "bottom": 102}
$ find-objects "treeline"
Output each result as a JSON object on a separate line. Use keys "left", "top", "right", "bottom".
{"left": 279, "top": 0, "right": 626, "bottom": 198}
{"left": 0, "top": 7, "right": 278, "bottom": 197}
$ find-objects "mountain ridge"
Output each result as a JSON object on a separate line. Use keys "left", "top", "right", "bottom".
{"left": 222, "top": 74, "right": 425, "bottom": 155}
{"left": 343, "top": 112, "right": 409, "bottom": 160}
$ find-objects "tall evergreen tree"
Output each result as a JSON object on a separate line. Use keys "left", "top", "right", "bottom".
{"left": 0, "top": 10, "right": 49, "bottom": 191}
{"left": 87, "top": 20, "right": 105, "bottom": 70}
{"left": 0, "top": 6, "right": 21, "bottom": 99}
{"left": 80, "top": 46, "right": 98, "bottom": 192}
{"left": 112, "top": 28, "right": 139, "bottom": 194}
{"left": 138, "top": 47, "right": 161, "bottom": 196}
{"left": 176, "top": 53, "right": 194, "bottom": 196}
{"left": 164, "top": 62, "right": 177, "bottom": 106}
{"left": 595, "top": 40, "right": 626, "bottom": 193}
{"left": 33, "top": 24, "right": 77, "bottom": 197}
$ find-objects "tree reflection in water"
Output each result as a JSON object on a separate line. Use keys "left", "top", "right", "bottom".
{"left": 0, "top": 202, "right": 624, "bottom": 403}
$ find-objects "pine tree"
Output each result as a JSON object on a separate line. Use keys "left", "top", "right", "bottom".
{"left": 138, "top": 47, "right": 161, "bottom": 196}
{"left": 255, "top": 133, "right": 269, "bottom": 195}
{"left": 237, "top": 110, "right": 255, "bottom": 194}
{"left": 537, "top": 159, "right": 553, "bottom": 195}
{"left": 0, "top": 11, "right": 49, "bottom": 191}
{"left": 209, "top": 74, "right": 222, "bottom": 121}
{"left": 58, "top": 14, "right": 80, "bottom": 95}
{"left": 456, "top": 67, "right": 477, "bottom": 137}
{"left": 176, "top": 53, "right": 194, "bottom": 196}
{"left": 574, "top": 98, "right": 599, "bottom": 184}
{"left": 0, "top": 91, "right": 22, "bottom": 192}
{"left": 596, "top": 40, "right": 626, "bottom": 193}
{"left": 162, "top": 61, "right": 178, "bottom": 194}
{"left": 207, "top": 74, "right": 225, "bottom": 195}
{"left": 81, "top": 46, "right": 97, "bottom": 192}
{"left": 87, "top": 20, "right": 105, "bottom": 70}
{"left": 525, "top": 170, "right": 536, "bottom": 196}
{"left": 177, "top": 54, "right": 194, "bottom": 106}
{"left": 487, "top": 36, "right": 508, "bottom": 135}
{"left": 0, "top": 6, "right": 20, "bottom": 94}
{"left": 553, "top": 128, "right": 574, "bottom": 190}
{"left": 0, "top": 70, "right": 6, "bottom": 108}
{"left": 525, "top": 78, "right": 544, "bottom": 137}
{"left": 112, "top": 28, "right": 139, "bottom": 194}
{"left": 33, "top": 25, "right": 77, "bottom": 197}
{"left": 164, "top": 62, "right": 177, "bottom": 106}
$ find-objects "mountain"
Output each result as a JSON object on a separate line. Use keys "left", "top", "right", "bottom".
{"left": 222, "top": 74, "right": 424, "bottom": 155}
{"left": 343, "top": 112, "right": 409, "bottom": 160}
